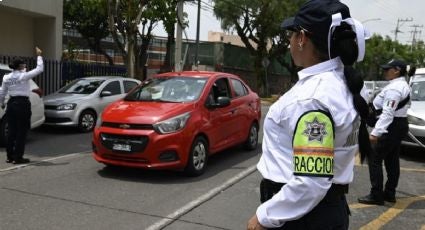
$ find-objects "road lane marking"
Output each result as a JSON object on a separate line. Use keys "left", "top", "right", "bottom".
{"left": 349, "top": 203, "right": 373, "bottom": 209}
{"left": 359, "top": 195, "right": 425, "bottom": 230}
{"left": 0, "top": 151, "right": 91, "bottom": 173}
{"left": 146, "top": 164, "right": 258, "bottom": 230}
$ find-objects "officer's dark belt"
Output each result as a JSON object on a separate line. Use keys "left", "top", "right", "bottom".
{"left": 10, "top": 96, "right": 29, "bottom": 100}
{"left": 261, "top": 178, "right": 348, "bottom": 203}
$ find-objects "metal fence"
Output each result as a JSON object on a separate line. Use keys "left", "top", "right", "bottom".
{"left": 0, "top": 55, "right": 127, "bottom": 95}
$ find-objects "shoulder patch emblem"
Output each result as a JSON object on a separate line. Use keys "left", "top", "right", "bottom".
{"left": 293, "top": 111, "right": 335, "bottom": 178}
{"left": 303, "top": 117, "right": 328, "bottom": 143}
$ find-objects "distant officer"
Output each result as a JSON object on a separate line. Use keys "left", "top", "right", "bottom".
{"left": 358, "top": 59, "right": 412, "bottom": 205}
{"left": 1, "top": 47, "right": 44, "bottom": 164}
{"left": 247, "top": 1, "right": 371, "bottom": 229}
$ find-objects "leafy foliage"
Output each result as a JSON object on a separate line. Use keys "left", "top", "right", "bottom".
{"left": 63, "top": 0, "right": 113, "bottom": 65}
{"left": 357, "top": 34, "right": 425, "bottom": 80}
{"left": 107, "top": 0, "right": 182, "bottom": 79}
{"left": 213, "top": 0, "right": 305, "bottom": 96}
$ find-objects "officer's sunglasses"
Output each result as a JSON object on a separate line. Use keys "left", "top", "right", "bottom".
{"left": 285, "top": 26, "right": 312, "bottom": 40}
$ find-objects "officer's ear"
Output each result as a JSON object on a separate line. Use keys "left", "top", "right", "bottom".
{"left": 298, "top": 30, "right": 307, "bottom": 47}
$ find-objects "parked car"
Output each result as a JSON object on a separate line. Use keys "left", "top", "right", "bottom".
{"left": 43, "top": 76, "right": 140, "bottom": 132}
{"left": 0, "top": 63, "right": 45, "bottom": 145}
{"left": 403, "top": 75, "right": 425, "bottom": 148}
{"left": 362, "top": 81, "right": 389, "bottom": 104}
{"left": 409, "top": 67, "right": 425, "bottom": 84}
{"left": 92, "top": 71, "right": 261, "bottom": 176}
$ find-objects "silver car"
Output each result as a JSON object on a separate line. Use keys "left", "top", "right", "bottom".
{"left": 404, "top": 75, "right": 425, "bottom": 148}
{"left": 43, "top": 76, "right": 140, "bottom": 132}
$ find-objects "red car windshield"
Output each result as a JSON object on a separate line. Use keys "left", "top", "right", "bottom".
{"left": 125, "top": 77, "right": 207, "bottom": 102}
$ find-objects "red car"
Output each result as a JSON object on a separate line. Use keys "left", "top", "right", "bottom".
{"left": 92, "top": 71, "right": 261, "bottom": 176}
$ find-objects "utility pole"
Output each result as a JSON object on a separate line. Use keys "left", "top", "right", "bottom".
{"left": 174, "top": 0, "right": 184, "bottom": 72}
{"left": 194, "top": 0, "right": 201, "bottom": 69}
{"left": 409, "top": 24, "right": 423, "bottom": 52}
{"left": 392, "top": 18, "right": 413, "bottom": 52}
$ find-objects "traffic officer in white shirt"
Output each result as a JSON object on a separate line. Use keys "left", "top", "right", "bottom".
{"left": 247, "top": 1, "right": 372, "bottom": 229}
{"left": 358, "top": 59, "right": 411, "bottom": 205}
{"left": 0, "top": 47, "right": 43, "bottom": 164}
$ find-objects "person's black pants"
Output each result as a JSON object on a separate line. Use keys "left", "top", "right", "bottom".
{"left": 260, "top": 179, "right": 350, "bottom": 230}
{"left": 368, "top": 117, "right": 408, "bottom": 199}
{"left": 6, "top": 96, "right": 31, "bottom": 161}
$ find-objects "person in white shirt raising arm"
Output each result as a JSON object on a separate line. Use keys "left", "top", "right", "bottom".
{"left": 0, "top": 46, "right": 44, "bottom": 164}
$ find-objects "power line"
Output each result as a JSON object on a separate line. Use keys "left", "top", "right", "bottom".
{"left": 393, "top": 18, "right": 413, "bottom": 43}
{"left": 409, "top": 24, "right": 423, "bottom": 51}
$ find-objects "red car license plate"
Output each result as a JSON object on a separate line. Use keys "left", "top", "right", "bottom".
{"left": 112, "top": 143, "right": 131, "bottom": 152}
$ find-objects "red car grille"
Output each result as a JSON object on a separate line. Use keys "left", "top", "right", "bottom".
{"left": 100, "top": 133, "right": 149, "bottom": 153}
{"left": 102, "top": 122, "right": 153, "bottom": 130}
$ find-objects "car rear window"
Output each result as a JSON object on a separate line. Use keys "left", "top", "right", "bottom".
{"left": 411, "top": 81, "right": 425, "bottom": 101}
{"left": 124, "top": 80, "right": 138, "bottom": 93}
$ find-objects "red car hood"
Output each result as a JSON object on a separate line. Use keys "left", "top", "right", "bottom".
{"left": 102, "top": 100, "right": 196, "bottom": 124}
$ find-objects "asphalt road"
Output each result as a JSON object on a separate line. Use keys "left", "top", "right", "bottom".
{"left": 0, "top": 105, "right": 424, "bottom": 230}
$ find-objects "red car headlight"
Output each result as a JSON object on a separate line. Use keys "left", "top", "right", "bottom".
{"left": 153, "top": 112, "right": 191, "bottom": 134}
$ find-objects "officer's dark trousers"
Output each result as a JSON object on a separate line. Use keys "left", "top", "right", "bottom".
{"left": 368, "top": 117, "right": 408, "bottom": 199}
{"left": 6, "top": 96, "right": 31, "bottom": 161}
{"left": 260, "top": 179, "right": 350, "bottom": 230}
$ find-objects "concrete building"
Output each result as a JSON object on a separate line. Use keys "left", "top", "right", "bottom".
{"left": 0, "top": 0, "right": 63, "bottom": 60}
{"left": 208, "top": 31, "right": 250, "bottom": 48}
{"left": 208, "top": 31, "right": 272, "bottom": 50}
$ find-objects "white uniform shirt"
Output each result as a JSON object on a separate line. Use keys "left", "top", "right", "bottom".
{"left": 256, "top": 57, "right": 359, "bottom": 228}
{"left": 371, "top": 77, "right": 410, "bottom": 137}
{"left": 0, "top": 56, "right": 43, "bottom": 104}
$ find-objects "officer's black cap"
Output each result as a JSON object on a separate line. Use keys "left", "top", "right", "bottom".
{"left": 380, "top": 59, "right": 407, "bottom": 71}
{"left": 281, "top": 0, "right": 351, "bottom": 44}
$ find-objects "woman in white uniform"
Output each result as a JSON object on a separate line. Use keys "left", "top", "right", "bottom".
{"left": 358, "top": 59, "right": 412, "bottom": 205}
{"left": 247, "top": 1, "right": 371, "bottom": 229}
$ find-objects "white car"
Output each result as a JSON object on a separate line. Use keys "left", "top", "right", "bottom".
{"left": 362, "top": 81, "right": 389, "bottom": 104}
{"left": 404, "top": 75, "right": 425, "bottom": 148}
{"left": 43, "top": 76, "right": 140, "bottom": 132}
{"left": 0, "top": 63, "right": 45, "bottom": 145}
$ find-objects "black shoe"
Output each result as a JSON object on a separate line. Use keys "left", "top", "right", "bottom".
{"left": 358, "top": 194, "right": 384, "bottom": 205}
{"left": 12, "top": 158, "right": 30, "bottom": 164}
{"left": 384, "top": 194, "right": 396, "bottom": 203}
{"left": 5, "top": 159, "right": 13, "bottom": 163}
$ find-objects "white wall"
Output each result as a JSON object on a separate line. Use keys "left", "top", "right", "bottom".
{"left": 0, "top": 0, "right": 63, "bottom": 59}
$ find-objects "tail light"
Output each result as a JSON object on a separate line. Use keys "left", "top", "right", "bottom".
{"left": 32, "top": 88, "right": 44, "bottom": 98}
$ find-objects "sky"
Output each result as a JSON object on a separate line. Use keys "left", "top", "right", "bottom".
{"left": 152, "top": 0, "right": 425, "bottom": 45}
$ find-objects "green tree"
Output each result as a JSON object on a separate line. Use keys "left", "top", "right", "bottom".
{"left": 108, "top": 0, "right": 178, "bottom": 79}
{"left": 156, "top": 0, "right": 179, "bottom": 73}
{"left": 108, "top": 0, "right": 151, "bottom": 79}
{"left": 213, "top": 0, "right": 305, "bottom": 96}
{"left": 405, "top": 40, "right": 425, "bottom": 68}
{"left": 357, "top": 34, "right": 425, "bottom": 80}
{"left": 63, "top": 0, "right": 114, "bottom": 65}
